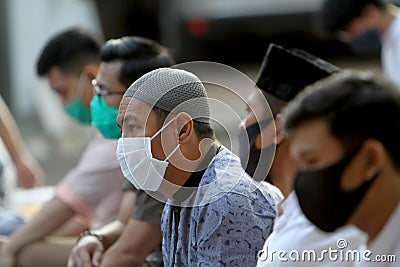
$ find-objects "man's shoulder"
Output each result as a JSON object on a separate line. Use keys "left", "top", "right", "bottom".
{"left": 76, "top": 133, "right": 120, "bottom": 170}
{"left": 197, "top": 146, "right": 279, "bottom": 211}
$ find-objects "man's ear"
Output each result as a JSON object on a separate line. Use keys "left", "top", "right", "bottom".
{"left": 175, "top": 113, "right": 193, "bottom": 144}
{"left": 83, "top": 64, "right": 98, "bottom": 81}
{"left": 362, "top": 139, "right": 385, "bottom": 181}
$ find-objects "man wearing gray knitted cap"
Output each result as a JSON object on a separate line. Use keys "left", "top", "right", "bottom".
{"left": 116, "top": 67, "right": 278, "bottom": 266}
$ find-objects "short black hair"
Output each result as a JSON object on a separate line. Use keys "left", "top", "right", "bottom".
{"left": 36, "top": 27, "right": 103, "bottom": 76}
{"left": 282, "top": 71, "right": 400, "bottom": 170}
{"left": 99, "top": 36, "right": 175, "bottom": 88}
{"left": 153, "top": 107, "right": 215, "bottom": 140}
{"left": 319, "top": 0, "right": 386, "bottom": 35}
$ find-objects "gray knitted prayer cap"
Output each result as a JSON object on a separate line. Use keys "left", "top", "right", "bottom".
{"left": 124, "top": 68, "right": 210, "bottom": 123}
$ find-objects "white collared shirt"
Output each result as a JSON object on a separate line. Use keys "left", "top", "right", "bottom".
{"left": 355, "top": 202, "right": 400, "bottom": 267}
{"left": 382, "top": 15, "right": 400, "bottom": 90}
{"left": 257, "top": 192, "right": 368, "bottom": 266}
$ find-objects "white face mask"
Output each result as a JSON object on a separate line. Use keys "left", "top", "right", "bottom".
{"left": 116, "top": 118, "right": 181, "bottom": 191}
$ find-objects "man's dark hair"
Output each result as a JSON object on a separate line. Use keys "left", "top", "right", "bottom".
{"left": 153, "top": 107, "right": 214, "bottom": 140}
{"left": 36, "top": 27, "right": 103, "bottom": 76}
{"left": 319, "top": 0, "right": 386, "bottom": 35}
{"left": 99, "top": 36, "right": 175, "bottom": 88}
{"left": 282, "top": 71, "right": 400, "bottom": 170}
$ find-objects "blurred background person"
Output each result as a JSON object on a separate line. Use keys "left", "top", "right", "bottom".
{"left": 68, "top": 35, "right": 174, "bottom": 267}
{"left": 0, "top": 95, "right": 45, "bottom": 189}
{"left": 0, "top": 27, "right": 126, "bottom": 267}
{"left": 319, "top": 0, "right": 400, "bottom": 88}
{"left": 282, "top": 70, "right": 400, "bottom": 266}
{"left": 0, "top": 94, "right": 45, "bottom": 237}
{"left": 252, "top": 45, "right": 365, "bottom": 267}
{"left": 239, "top": 43, "right": 338, "bottom": 196}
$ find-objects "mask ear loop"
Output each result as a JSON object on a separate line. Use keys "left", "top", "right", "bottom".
{"left": 150, "top": 117, "right": 176, "bottom": 141}
{"left": 164, "top": 144, "right": 181, "bottom": 162}
{"left": 75, "top": 72, "right": 87, "bottom": 99}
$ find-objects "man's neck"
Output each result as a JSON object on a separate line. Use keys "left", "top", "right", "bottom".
{"left": 349, "top": 169, "right": 400, "bottom": 241}
{"left": 159, "top": 141, "right": 216, "bottom": 199}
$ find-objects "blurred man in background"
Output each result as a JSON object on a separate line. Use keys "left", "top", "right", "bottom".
{"left": 319, "top": 0, "right": 400, "bottom": 88}
{"left": 0, "top": 27, "right": 126, "bottom": 267}
{"left": 68, "top": 35, "right": 174, "bottom": 267}
{"left": 251, "top": 45, "right": 365, "bottom": 267}
{"left": 239, "top": 43, "right": 338, "bottom": 196}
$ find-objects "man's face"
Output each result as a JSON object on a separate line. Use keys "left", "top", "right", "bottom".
{"left": 93, "top": 61, "right": 125, "bottom": 107}
{"left": 339, "top": 5, "right": 381, "bottom": 42}
{"left": 289, "top": 117, "right": 368, "bottom": 191}
{"left": 47, "top": 67, "right": 81, "bottom": 106}
{"left": 240, "top": 89, "right": 270, "bottom": 129}
{"left": 47, "top": 66, "right": 93, "bottom": 107}
{"left": 117, "top": 97, "right": 177, "bottom": 161}
{"left": 239, "top": 89, "right": 275, "bottom": 149}
{"left": 342, "top": 17, "right": 373, "bottom": 40}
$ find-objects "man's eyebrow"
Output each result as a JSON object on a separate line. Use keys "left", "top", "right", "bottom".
{"left": 122, "top": 113, "right": 138, "bottom": 125}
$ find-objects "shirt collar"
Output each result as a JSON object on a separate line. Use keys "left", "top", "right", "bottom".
{"left": 172, "top": 144, "right": 219, "bottom": 204}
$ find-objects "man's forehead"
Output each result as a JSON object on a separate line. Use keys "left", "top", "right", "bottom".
{"left": 118, "top": 97, "right": 153, "bottom": 120}
{"left": 119, "top": 97, "right": 150, "bottom": 110}
{"left": 97, "top": 61, "right": 122, "bottom": 78}
{"left": 290, "top": 118, "right": 331, "bottom": 146}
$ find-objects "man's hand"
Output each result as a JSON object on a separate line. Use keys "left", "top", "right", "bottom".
{"left": 67, "top": 236, "right": 104, "bottom": 267}
{"left": 14, "top": 155, "right": 45, "bottom": 188}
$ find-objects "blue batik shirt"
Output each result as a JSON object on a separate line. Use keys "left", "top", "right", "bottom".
{"left": 161, "top": 146, "right": 280, "bottom": 267}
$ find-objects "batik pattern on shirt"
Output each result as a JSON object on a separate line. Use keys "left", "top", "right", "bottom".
{"left": 162, "top": 146, "right": 279, "bottom": 266}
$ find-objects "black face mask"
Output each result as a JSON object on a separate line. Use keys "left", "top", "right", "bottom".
{"left": 350, "top": 28, "right": 381, "bottom": 56}
{"left": 295, "top": 146, "right": 378, "bottom": 232}
{"left": 238, "top": 118, "right": 275, "bottom": 183}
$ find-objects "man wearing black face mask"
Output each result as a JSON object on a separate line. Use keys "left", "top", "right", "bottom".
{"left": 282, "top": 71, "right": 400, "bottom": 266}
{"left": 239, "top": 43, "right": 338, "bottom": 196}
{"left": 319, "top": 0, "right": 400, "bottom": 88}
{"left": 253, "top": 46, "right": 370, "bottom": 267}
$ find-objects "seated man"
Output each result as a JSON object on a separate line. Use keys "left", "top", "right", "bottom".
{"left": 0, "top": 95, "right": 42, "bottom": 236}
{"left": 0, "top": 28, "right": 126, "bottom": 267}
{"left": 319, "top": 0, "right": 400, "bottom": 85}
{"left": 68, "top": 35, "right": 174, "bottom": 267}
{"left": 243, "top": 44, "right": 366, "bottom": 266}
{"left": 0, "top": 95, "right": 45, "bottom": 189}
{"left": 282, "top": 71, "right": 400, "bottom": 266}
{"left": 117, "top": 67, "right": 280, "bottom": 266}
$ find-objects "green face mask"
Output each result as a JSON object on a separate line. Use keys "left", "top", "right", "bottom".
{"left": 90, "top": 95, "right": 121, "bottom": 139}
{"left": 64, "top": 99, "right": 91, "bottom": 124}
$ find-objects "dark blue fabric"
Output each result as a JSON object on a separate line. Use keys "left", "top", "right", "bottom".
{"left": 0, "top": 208, "right": 25, "bottom": 236}
{"left": 162, "top": 146, "right": 278, "bottom": 266}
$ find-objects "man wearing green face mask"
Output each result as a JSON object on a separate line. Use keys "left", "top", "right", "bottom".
{"left": 69, "top": 37, "right": 175, "bottom": 267}
{"left": 63, "top": 71, "right": 93, "bottom": 124}
{"left": 0, "top": 28, "right": 128, "bottom": 267}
